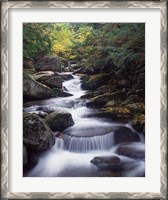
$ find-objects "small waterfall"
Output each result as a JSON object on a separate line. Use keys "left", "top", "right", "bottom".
{"left": 62, "top": 74, "right": 85, "bottom": 98}
{"left": 50, "top": 138, "right": 64, "bottom": 152}
{"left": 63, "top": 132, "right": 114, "bottom": 152}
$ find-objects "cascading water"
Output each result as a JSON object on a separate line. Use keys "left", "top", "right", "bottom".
{"left": 63, "top": 132, "right": 115, "bottom": 152}
{"left": 24, "top": 72, "right": 145, "bottom": 177}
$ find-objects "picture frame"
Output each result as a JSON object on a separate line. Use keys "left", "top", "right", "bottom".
{"left": 1, "top": 1, "right": 167, "bottom": 199}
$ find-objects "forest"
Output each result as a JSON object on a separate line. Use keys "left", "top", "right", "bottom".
{"left": 23, "top": 23, "right": 145, "bottom": 177}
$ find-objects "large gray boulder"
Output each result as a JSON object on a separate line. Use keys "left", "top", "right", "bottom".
{"left": 33, "top": 71, "right": 63, "bottom": 88}
{"left": 35, "top": 56, "right": 70, "bottom": 72}
{"left": 44, "top": 76, "right": 63, "bottom": 88}
{"left": 114, "top": 127, "right": 140, "bottom": 145}
{"left": 23, "top": 113, "right": 55, "bottom": 152}
{"left": 116, "top": 143, "right": 145, "bottom": 160}
{"left": 45, "top": 110, "right": 74, "bottom": 131}
{"left": 23, "top": 71, "right": 54, "bottom": 100}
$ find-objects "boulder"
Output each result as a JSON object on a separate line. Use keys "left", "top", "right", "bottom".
{"left": 61, "top": 73, "right": 74, "bottom": 81}
{"left": 90, "top": 153, "right": 145, "bottom": 177}
{"left": 26, "top": 111, "right": 48, "bottom": 118}
{"left": 96, "top": 103, "right": 145, "bottom": 122}
{"left": 45, "top": 110, "right": 74, "bottom": 131}
{"left": 113, "top": 127, "right": 140, "bottom": 145}
{"left": 90, "top": 155, "right": 123, "bottom": 171}
{"left": 44, "top": 76, "right": 63, "bottom": 88}
{"left": 96, "top": 107, "right": 132, "bottom": 121}
{"left": 23, "top": 71, "right": 54, "bottom": 100}
{"left": 33, "top": 71, "right": 55, "bottom": 82}
{"left": 52, "top": 88, "right": 73, "bottom": 97}
{"left": 86, "top": 91, "right": 126, "bottom": 108}
{"left": 116, "top": 143, "right": 145, "bottom": 160}
{"left": 35, "top": 56, "right": 62, "bottom": 72}
{"left": 23, "top": 113, "right": 55, "bottom": 152}
{"left": 81, "top": 74, "right": 109, "bottom": 90}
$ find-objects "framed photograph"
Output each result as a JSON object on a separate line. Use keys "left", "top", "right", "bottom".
{"left": 1, "top": 1, "right": 167, "bottom": 199}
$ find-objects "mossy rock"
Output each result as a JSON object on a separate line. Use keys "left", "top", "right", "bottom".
{"left": 45, "top": 111, "right": 74, "bottom": 131}
{"left": 81, "top": 73, "right": 109, "bottom": 90}
{"left": 99, "top": 103, "right": 144, "bottom": 122}
{"left": 23, "top": 113, "right": 55, "bottom": 152}
{"left": 86, "top": 91, "right": 126, "bottom": 108}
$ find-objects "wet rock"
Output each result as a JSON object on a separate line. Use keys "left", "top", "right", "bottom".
{"left": 61, "top": 73, "right": 74, "bottom": 81}
{"left": 90, "top": 155, "right": 123, "bottom": 171}
{"left": 44, "top": 76, "right": 63, "bottom": 88}
{"left": 96, "top": 111, "right": 119, "bottom": 120}
{"left": 52, "top": 88, "right": 73, "bottom": 97}
{"left": 45, "top": 110, "right": 74, "bottom": 131}
{"left": 23, "top": 113, "right": 55, "bottom": 151}
{"left": 80, "top": 93, "right": 94, "bottom": 99}
{"left": 116, "top": 143, "right": 145, "bottom": 160}
{"left": 23, "top": 71, "right": 54, "bottom": 100}
{"left": 81, "top": 90, "right": 107, "bottom": 100}
{"left": 113, "top": 127, "right": 140, "bottom": 145}
{"left": 35, "top": 56, "right": 62, "bottom": 72}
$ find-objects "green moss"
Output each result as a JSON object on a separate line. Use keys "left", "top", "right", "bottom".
{"left": 133, "top": 114, "right": 145, "bottom": 123}
{"left": 126, "top": 103, "right": 145, "bottom": 114}
{"left": 102, "top": 107, "right": 131, "bottom": 115}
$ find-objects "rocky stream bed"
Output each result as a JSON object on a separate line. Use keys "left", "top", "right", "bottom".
{"left": 23, "top": 56, "right": 145, "bottom": 177}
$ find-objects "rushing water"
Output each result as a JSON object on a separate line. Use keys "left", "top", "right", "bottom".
{"left": 24, "top": 72, "right": 145, "bottom": 177}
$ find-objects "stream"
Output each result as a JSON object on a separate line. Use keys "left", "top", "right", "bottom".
{"left": 24, "top": 72, "right": 145, "bottom": 177}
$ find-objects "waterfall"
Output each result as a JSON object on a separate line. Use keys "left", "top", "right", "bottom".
{"left": 63, "top": 132, "right": 114, "bottom": 152}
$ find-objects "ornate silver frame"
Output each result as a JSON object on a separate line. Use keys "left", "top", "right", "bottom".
{"left": 1, "top": 1, "right": 167, "bottom": 199}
